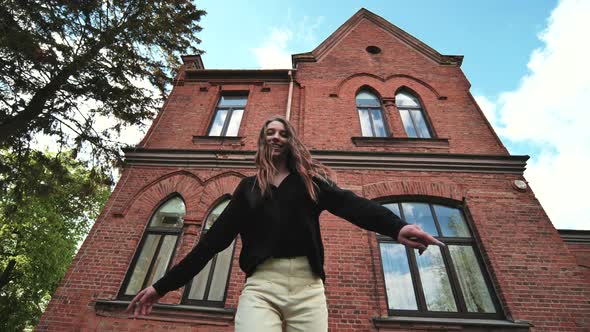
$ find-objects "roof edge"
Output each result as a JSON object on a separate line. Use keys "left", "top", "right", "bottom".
{"left": 292, "top": 8, "right": 463, "bottom": 67}
{"left": 181, "top": 54, "right": 204, "bottom": 70}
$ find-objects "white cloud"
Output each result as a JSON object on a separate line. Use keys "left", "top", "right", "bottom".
{"left": 475, "top": 0, "right": 590, "bottom": 230}
{"left": 252, "top": 15, "right": 324, "bottom": 69}
{"left": 252, "top": 28, "right": 293, "bottom": 69}
{"left": 473, "top": 95, "right": 499, "bottom": 129}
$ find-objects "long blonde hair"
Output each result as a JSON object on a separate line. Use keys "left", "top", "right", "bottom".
{"left": 254, "top": 116, "right": 334, "bottom": 201}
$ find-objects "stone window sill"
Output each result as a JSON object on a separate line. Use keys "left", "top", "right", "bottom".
{"left": 192, "top": 135, "right": 245, "bottom": 147}
{"left": 94, "top": 299, "right": 235, "bottom": 325}
{"left": 352, "top": 137, "right": 449, "bottom": 150}
{"left": 373, "top": 316, "right": 532, "bottom": 331}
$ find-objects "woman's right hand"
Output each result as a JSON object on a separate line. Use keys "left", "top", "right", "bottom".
{"left": 125, "top": 286, "right": 161, "bottom": 317}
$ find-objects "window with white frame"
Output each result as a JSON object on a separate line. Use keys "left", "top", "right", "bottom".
{"left": 208, "top": 95, "right": 247, "bottom": 136}
{"left": 356, "top": 90, "right": 388, "bottom": 137}
{"left": 395, "top": 90, "right": 432, "bottom": 138}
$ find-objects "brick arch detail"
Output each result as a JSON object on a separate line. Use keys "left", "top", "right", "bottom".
{"left": 121, "top": 171, "right": 204, "bottom": 219}
{"left": 334, "top": 72, "right": 443, "bottom": 99}
{"left": 117, "top": 170, "right": 246, "bottom": 218}
{"left": 362, "top": 180, "right": 465, "bottom": 202}
{"left": 196, "top": 174, "right": 245, "bottom": 221}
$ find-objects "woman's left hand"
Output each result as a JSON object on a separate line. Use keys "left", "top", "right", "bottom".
{"left": 397, "top": 224, "right": 445, "bottom": 255}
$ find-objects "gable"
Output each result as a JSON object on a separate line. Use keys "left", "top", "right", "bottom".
{"left": 292, "top": 8, "right": 463, "bottom": 67}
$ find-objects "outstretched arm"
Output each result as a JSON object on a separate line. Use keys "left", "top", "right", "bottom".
{"left": 315, "top": 177, "right": 444, "bottom": 252}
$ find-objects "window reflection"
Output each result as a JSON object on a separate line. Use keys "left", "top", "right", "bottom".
{"left": 208, "top": 95, "right": 247, "bottom": 136}
{"left": 415, "top": 246, "right": 457, "bottom": 312}
{"left": 380, "top": 243, "right": 418, "bottom": 310}
{"left": 396, "top": 90, "right": 431, "bottom": 138}
{"left": 449, "top": 246, "right": 496, "bottom": 313}
{"left": 378, "top": 201, "right": 499, "bottom": 318}
{"left": 356, "top": 90, "right": 387, "bottom": 137}
{"left": 122, "top": 197, "right": 185, "bottom": 297}
{"left": 401, "top": 202, "right": 438, "bottom": 236}
{"left": 434, "top": 205, "right": 470, "bottom": 237}
{"left": 186, "top": 198, "right": 235, "bottom": 305}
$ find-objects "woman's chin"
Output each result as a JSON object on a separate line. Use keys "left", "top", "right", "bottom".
{"left": 271, "top": 151, "right": 285, "bottom": 159}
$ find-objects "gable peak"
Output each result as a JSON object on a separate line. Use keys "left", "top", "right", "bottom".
{"left": 292, "top": 8, "right": 463, "bottom": 67}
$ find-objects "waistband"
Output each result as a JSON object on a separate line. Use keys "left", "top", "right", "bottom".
{"left": 253, "top": 256, "right": 315, "bottom": 280}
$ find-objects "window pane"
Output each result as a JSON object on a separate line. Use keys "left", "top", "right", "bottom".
{"left": 396, "top": 91, "right": 420, "bottom": 107}
{"left": 370, "top": 109, "right": 387, "bottom": 137}
{"left": 356, "top": 91, "right": 381, "bottom": 107}
{"left": 188, "top": 259, "right": 213, "bottom": 300}
{"left": 380, "top": 243, "right": 418, "bottom": 310}
{"left": 401, "top": 203, "right": 438, "bottom": 236}
{"left": 207, "top": 241, "right": 236, "bottom": 301}
{"left": 225, "top": 109, "right": 243, "bottom": 136}
{"left": 358, "top": 109, "right": 373, "bottom": 137}
{"left": 125, "top": 234, "right": 161, "bottom": 295}
{"left": 399, "top": 110, "right": 418, "bottom": 138}
{"left": 208, "top": 110, "right": 228, "bottom": 136}
{"left": 410, "top": 110, "right": 431, "bottom": 138}
{"left": 449, "top": 246, "right": 496, "bottom": 313}
{"left": 415, "top": 246, "right": 457, "bottom": 312}
{"left": 205, "top": 199, "right": 230, "bottom": 230}
{"left": 145, "top": 235, "right": 177, "bottom": 286}
{"left": 434, "top": 205, "right": 470, "bottom": 237}
{"left": 383, "top": 203, "right": 401, "bottom": 218}
{"left": 219, "top": 95, "right": 247, "bottom": 107}
{"left": 150, "top": 197, "right": 186, "bottom": 228}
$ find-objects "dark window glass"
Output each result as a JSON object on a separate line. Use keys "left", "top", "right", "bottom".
{"left": 121, "top": 197, "right": 185, "bottom": 297}
{"left": 356, "top": 91, "right": 388, "bottom": 137}
{"left": 396, "top": 91, "right": 432, "bottom": 138}
{"left": 378, "top": 201, "right": 501, "bottom": 318}
{"left": 208, "top": 95, "right": 247, "bottom": 136}
{"left": 184, "top": 199, "right": 235, "bottom": 306}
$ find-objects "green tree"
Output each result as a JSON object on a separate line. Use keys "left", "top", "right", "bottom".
{"left": 0, "top": 0, "right": 205, "bottom": 164}
{"left": 0, "top": 149, "right": 110, "bottom": 331}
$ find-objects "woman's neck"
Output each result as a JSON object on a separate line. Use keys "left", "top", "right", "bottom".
{"left": 272, "top": 156, "right": 289, "bottom": 174}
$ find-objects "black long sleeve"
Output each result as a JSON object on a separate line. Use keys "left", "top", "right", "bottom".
{"left": 315, "top": 177, "right": 408, "bottom": 240}
{"left": 152, "top": 179, "right": 247, "bottom": 296}
{"left": 150, "top": 174, "right": 408, "bottom": 297}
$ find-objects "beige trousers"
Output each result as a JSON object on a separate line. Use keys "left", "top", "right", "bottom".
{"left": 234, "top": 257, "right": 328, "bottom": 332}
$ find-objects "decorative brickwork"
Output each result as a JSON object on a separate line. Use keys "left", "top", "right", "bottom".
{"left": 38, "top": 8, "right": 589, "bottom": 332}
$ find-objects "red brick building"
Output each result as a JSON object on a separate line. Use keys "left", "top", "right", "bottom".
{"left": 38, "top": 9, "right": 589, "bottom": 332}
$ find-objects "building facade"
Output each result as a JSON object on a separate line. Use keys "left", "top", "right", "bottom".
{"left": 38, "top": 9, "right": 589, "bottom": 332}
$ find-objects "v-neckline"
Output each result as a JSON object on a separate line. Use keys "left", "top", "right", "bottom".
{"left": 271, "top": 172, "right": 292, "bottom": 189}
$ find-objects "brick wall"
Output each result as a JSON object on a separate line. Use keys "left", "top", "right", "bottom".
{"left": 38, "top": 10, "right": 589, "bottom": 332}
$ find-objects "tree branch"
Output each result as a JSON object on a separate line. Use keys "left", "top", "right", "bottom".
{"left": 0, "top": 5, "right": 142, "bottom": 144}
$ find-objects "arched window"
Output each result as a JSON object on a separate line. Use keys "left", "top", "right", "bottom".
{"left": 378, "top": 201, "right": 501, "bottom": 318}
{"left": 356, "top": 90, "right": 388, "bottom": 137}
{"left": 395, "top": 90, "right": 432, "bottom": 138}
{"left": 183, "top": 197, "right": 236, "bottom": 306}
{"left": 120, "top": 196, "right": 185, "bottom": 297}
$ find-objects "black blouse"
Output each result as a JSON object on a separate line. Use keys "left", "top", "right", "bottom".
{"left": 152, "top": 173, "right": 408, "bottom": 296}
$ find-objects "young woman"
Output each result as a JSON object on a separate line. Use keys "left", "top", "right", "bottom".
{"left": 127, "top": 116, "right": 443, "bottom": 331}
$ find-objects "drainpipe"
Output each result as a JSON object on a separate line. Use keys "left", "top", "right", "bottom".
{"left": 286, "top": 70, "right": 294, "bottom": 120}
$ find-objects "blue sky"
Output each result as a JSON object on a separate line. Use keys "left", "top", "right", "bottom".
{"left": 197, "top": 1, "right": 555, "bottom": 95}
{"left": 188, "top": 0, "right": 589, "bottom": 231}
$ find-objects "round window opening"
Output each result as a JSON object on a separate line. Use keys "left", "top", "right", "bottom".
{"left": 366, "top": 46, "right": 381, "bottom": 54}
